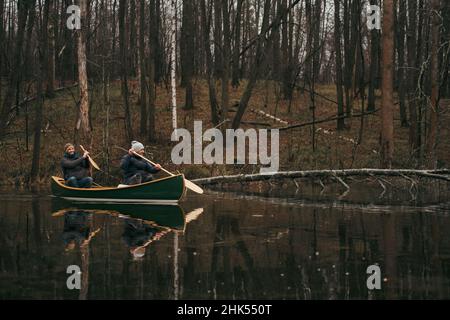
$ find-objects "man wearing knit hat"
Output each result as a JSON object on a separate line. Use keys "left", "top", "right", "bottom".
{"left": 120, "top": 141, "right": 161, "bottom": 185}
{"left": 61, "top": 143, "right": 93, "bottom": 188}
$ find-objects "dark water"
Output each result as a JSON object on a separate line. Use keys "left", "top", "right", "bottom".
{"left": 0, "top": 188, "right": 450, "bottom": 300}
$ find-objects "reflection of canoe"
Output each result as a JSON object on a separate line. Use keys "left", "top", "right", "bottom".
{"left": 51, "top": 174, "right": 185, "bottom": 204}
{"left": 52, "top": 200, "right": 186, "bottom": 230}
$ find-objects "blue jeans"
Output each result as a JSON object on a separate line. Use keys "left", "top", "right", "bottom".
{"left": 124, "top": 173, "right": 153, "bottom": 185}
{"left": 66, "top": 176, "right": 93, "bottom": 188}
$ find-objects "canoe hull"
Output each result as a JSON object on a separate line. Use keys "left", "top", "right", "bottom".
{"left": 51, "top": 174, "right": 185, "bottom": 204}
{"left": 52, "top": 200, "right": 186, "bottom": 230}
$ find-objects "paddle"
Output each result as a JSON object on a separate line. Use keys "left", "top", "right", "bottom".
{"left": 130, "top": 150, "right": 204, "bottom": 194}
{"left": 79, "top": 145, "right": 101, "bottom": 171}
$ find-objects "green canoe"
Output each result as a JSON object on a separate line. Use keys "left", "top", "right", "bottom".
{"left": 52, "top": 200, "right": 186, "bottom": 230}
{"left": 51, "top": 174, "right": 186, "bottom": 204}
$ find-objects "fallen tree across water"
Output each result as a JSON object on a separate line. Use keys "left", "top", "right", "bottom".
{"left": 193, "top": 169, "right": 450, "bottom": 191}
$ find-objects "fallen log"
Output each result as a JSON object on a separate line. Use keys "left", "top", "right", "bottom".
{"left": 192, "top": 169, "right": 450, "bottom": 186}
{"left": 9, "top": 83, "right": 79, "bottom": 114}
{"left": 6, "top": 83, "right": 79, "bottom": 128}
{"left": 278, "top": 109, "right": 379, "bottom": 131}
{"left": 250, "top": 108, "right": 288, "bottom": 125}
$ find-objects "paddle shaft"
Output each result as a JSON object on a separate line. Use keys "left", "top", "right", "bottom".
{"left": 131, "top": 151, "right": 173, "bottom": 176}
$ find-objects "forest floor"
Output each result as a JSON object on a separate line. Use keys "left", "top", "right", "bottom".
{"left": 0, "top": 78, "right": 449, "bottom": 187}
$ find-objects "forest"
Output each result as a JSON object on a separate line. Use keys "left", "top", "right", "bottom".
{"left": 0, "top": 0, "right": 449, "bottom": 186}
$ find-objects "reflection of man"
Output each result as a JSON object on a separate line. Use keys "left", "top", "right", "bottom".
{"left": 62, "top": 211, "right": 90, "bottom": 251}
{"left": 62, "top": 210, "right": 100, "bottom": 251}
{"left": 122, "top": 218, "right": 162, "bottom": 260}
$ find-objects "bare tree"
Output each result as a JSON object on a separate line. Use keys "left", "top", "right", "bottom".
{"left": 395, "top": 0, "right": 408, "bottom": 127}
{"left": 76, "top": 0, "right": 92, "bottom": 145}
{"left": 181, "top": 0, "right": 194, "bottom": 109}
{"left": 221, "top": 0, "right": 231, "bottom": 121}
{"left": 31, "top": 0, "right": 48, "bottom": 183}
{"left": 138, "top": 0, "right": 147, "bottom": 135}
{"left": 380, "top": 0, "right": 395, "bottom": 168}
{"left": 232, "top": 0, "right": 244, "bottom": 88}
{"left": 0, "top": 0, "right": 30, "bottom": 140}
{"left": 201, "top": 0, "right": 220, "bottom": 125}
{"left": 148, "top": 0, "right": 157, "bottom": 141}
{"left": 406, "top": 0, "right": 419, "bottom": 159}
{"left": 426, "top": 0, "right": 441, "bottom": 167}
{"left": 119, "top": 0, "right": 133, "bottom": 141}
{"left": 334, "top": 0, "right": 345, "bottom": 130}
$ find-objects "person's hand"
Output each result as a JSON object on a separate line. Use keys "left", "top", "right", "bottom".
{"left": 82, "top": 151, "right": 89, "bottom": 158}
{"left": 154, "top": 163, "right": 162, "bottom": 170}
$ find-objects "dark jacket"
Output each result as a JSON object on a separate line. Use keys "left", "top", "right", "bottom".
{"left": 61, "top": 152, "right": 90, "bottom": 180}
{"left": 120, "top": 154, "right": 160, "bottom": 180}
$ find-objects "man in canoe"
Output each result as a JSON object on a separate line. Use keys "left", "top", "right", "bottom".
{"left": 61, "top": 143, "right": 93, "bottom": 188}
{"left": 120, "top": 140, "right": 161, "bottom": 185}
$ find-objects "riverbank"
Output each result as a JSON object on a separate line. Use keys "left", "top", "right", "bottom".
{"left": 1, "top": 79, "right": 449, "bottom": 187}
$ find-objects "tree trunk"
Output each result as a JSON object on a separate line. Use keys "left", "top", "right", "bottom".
{"left": 46, "top": 1, "right": 55, "bottom": 98}
{"left": 312, "top": 0, "right": 321, "bottom": 82}
{"left": 213, "top": 0, "right": 223, "bottom": 78}
{"left": 303, "top": 0, "right": 312, "bottom": 91}
{"left": 233, "top": 0, "right": 301, "bottom": 129}
{"left": 0, "top": 0, "right": 4, "bottom": 88}
{"left": 170, "top": 0, "right": 178, "bottom": 129}
{"left": 129, "top": 0, "right": 137, "bottom": 77}
{"left": 395, "top": 0, "right": 408, "bottom": 126}
{"left": 281, "top": 0, "right": 292, "bottom": 99}
{"left": 201, "top": 0, "right": 220, "bottom": 125}
{"left": 154, "top": 0, "right": 164, "bottom": 83}
{"left": 31, "top": 0, "right": 49, "bottom": 183}
{"left": 138, "top": 0, "right": 147, "bottom": 135}
{"left": 334, "top": 0, "right": 345, "bottom": 130}
{"left": 77, "top": 0, "right": 92, "bottom": 146}
{"left": 367, "top": 0, "right": 379, "bottom": 112}
{"left": 221, "top": 0, "right": 231, "bottom": 121}
{"left": 148, "top": 0, "right": 157, "bottom": 141}
{"left": 426, "top": 0, "right": 441, "bottom": 167}
{"left": 232, "top": 0, "right": 273, "bottom": 129}
{"left": 406, "top": 0, "right": 419, "bottom": 159}
{"left": 272, "top": 0, "right": 281, "bottom": 82}
{"left": 380, "top": 0, "right": 395, "bottom": 168}
{"left": 0, "top": 1, "right": 29, "bottom": 140}
{"left": 232, "top": 0, "right": 244, "bottom": 87}
{"left": 182, "top": 0, "right": 194, "bottom": 109}
{"left": 119, "top": 0, "right": 133, "bottom": 141}
{"left": 111, "top": 0, "right": 117, "bottom": 80}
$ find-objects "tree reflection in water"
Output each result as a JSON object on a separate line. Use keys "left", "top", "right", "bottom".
{"left": 0, "top": 192, "right": 449, "bottom": 299}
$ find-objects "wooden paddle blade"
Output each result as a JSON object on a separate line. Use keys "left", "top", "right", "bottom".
{"left": 185, "top": 208, "right": 204, "bottom": 223}
{"left": 79, "top": 145, "right": 100, "bottom": 170}
{"left": 184, "top": 179, "right": 204, "bottom": 194}
{"left": 88, "top": 157, "right": 101, "bottom": 170}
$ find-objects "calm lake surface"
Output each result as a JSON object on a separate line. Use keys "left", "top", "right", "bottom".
{"left": 0, "top": 186, "right": 449, "bottom": 300}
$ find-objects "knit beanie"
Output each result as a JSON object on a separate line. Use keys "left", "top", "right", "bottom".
{"left": 131, "top": 141, "right": 144, "bottom": 152}
{"left": 64, "top": 143, "right": 74, "bottom": 152}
